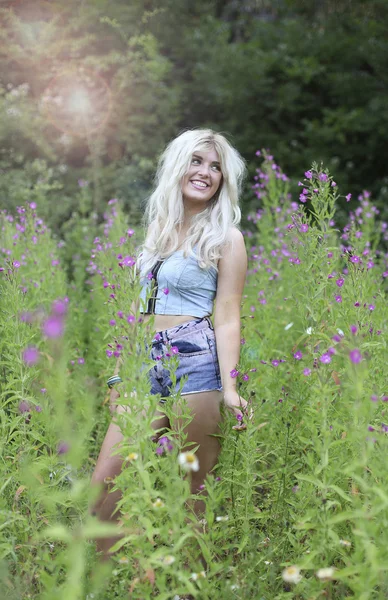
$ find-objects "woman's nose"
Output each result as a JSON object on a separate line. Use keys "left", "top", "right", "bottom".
{"left": 197, "top": 163, "right": 211, "bottom": 177}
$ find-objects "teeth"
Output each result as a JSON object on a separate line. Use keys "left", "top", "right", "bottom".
{"left": 191, "top": 181, "right": 207, "bottom": 188}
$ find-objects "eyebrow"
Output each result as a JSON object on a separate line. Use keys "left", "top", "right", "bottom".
{"left": 192, "top": 153, "right": 221, "bottom": 166}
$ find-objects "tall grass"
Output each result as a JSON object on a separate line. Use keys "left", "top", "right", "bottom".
{"left": 0, "top": 153, "right": 387, "bottom": 599}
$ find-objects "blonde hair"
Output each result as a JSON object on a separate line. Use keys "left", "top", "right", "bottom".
{"left": 135, "top": 128, "right": 246, "bottom": 276}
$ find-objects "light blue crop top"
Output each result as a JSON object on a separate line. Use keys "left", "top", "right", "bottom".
{"left": 138, "top": 245, "right": 218, "bottom": 317}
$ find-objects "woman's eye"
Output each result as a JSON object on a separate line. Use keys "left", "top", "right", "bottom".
{"left": 212, "top": 165, "right": 221, "bottom": 171}
{"left": 192, "top": 158, "right": 200, "bottom": 164}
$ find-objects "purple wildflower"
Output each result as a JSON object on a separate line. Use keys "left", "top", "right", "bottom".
{"left": 320, "top": 353, "right": 332, "bottom": 364}
{"left": 335, "top": 295, "right": 342, "bottom": 303}
{"left": 293, "top": 351, "right": 303, "bottom": 360}
{"left": 300, "top": 224, "right": 309, "bottom": 233}
{"left": 19, "top": 400, "right": 30, "bottom": 414}
{"left": 305, "top": 170, "right": 313, "bottom": 179}
{"left": 22, "top": 346, "right": 39, "bottom": 366}
{"left": 303, "top": 368, "right": 311, "bottom": 376}
{"left": 230, "top": 369, "right": 239, "bottom": 378}
{"left": 349, "top": 349, "right": 362, "bottom": 364}
{"left": 42, "top": 315, "right": 64, "bottom": 338}
{"left": 336, "top": 278, "right": 344, "bottom": 287}
{"left": 52, "top": 299, "right": 68, "bottom": 316}
{"left": 57, "top": 441, "right": 69, "bottom": 455}
{"left": 350, "top": 325, "right": 357, "bottom": 334}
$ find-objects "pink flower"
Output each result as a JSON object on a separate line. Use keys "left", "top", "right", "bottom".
{"left": 336, "top": 278, "right": 344, "bottom": 287}
{"left": 230, "top": 369, "right": 239, "bottom": 378}
{"left": 320, "top": 353, "right": 332, "bottom": 364}
{"left": 349, "top": 349, "right": 362, "bottom": 364}
{"left": 42, "top": 315, "right": 64, "bottom": 338}
{"left": 57, "top": 441, "right": 69, "bottom": 455}
{"left": 52, "top": 299, "right": 68, "bottom": 316}
{"left": 19, "top": 400, "right": 30, "bottom": 414}
{"left": 22, "top": 346, "right": 39, "bottom": 366}
{"left": 346, "top": 194, "right": 352, "bottom": 202}
{"left": 303, "top": 368, "right": 311, "bottom": 376}
{"left": 305, "top": 170, "right": 313, "bottom": 179}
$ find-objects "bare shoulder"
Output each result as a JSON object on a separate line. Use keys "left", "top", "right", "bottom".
{"left": 219, "top": 227, "right": 247, "bottom": 259}
{"left": 214, "top": 227, "right": 248, "bottom": 324}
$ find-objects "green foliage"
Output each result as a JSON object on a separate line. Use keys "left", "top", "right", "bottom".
{"left": 1, "top": 149, "right": 388, "bottom": 597}
{"left": 1, "top": 0, "right": 388, "bottom": 238}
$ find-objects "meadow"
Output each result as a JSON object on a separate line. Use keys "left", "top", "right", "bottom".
{"left": 1, "top": 152, "right": 387, "bottom": 600}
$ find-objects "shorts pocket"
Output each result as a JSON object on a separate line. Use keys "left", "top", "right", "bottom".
{"left": 172, "top": 331, "right": 211, "bottom": 358}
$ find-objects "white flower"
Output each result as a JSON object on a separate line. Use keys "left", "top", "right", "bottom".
{"left": 284, "top": 322, "right": 294, "bottom": 330}
{"left": 306, "top": 327, "right": 313, "bottom": 335}
{"left": 316, "top": 567, "right": 335, "bottom": 581}
{"left": 178, "top": 451, "right": 199, "bottom": 472}
{"left": 126, "top": 452, "right": 138, "bottom": 461}
{"left": 160, "top": 555, "right": 175, "bottom": 565}
{"left": 118, "top": 556, "right": 129, "bottom": 564}
{"left": 282, "top": 565, "right": 302, "bottom": 584}
{"left": 339, "top": 539, "right": 351, "bottom": 547}
{"left": 264, "top": 560, "right": 273, "bottom": 565}
{"left": 191, "top": 571, "right": 206, "bottom": 581}
{"left": 6, "top": 107, "right": 20, "bottom": 117}
{"left": 216, "top": 515, "right": 229, "bottom": 522}
{"left": 336, "top": 328, "right": 344, "bottom": 337}
{"left": 152, "top": 498, "right": 164, "bottom": 508}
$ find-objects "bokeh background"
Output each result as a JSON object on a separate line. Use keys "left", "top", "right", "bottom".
{"left": 1, "top": 0, "right": 388, "bottom": 236}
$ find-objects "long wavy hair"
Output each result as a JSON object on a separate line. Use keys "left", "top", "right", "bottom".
{"left": 135, "top": 128, "right": 247, "bottom": 277}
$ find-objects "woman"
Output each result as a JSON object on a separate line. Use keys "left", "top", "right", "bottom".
{"left": 91, "top": 128, "right": 250, "bottom": 561}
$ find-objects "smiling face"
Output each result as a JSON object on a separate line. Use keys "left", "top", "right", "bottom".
{"left": 181, "top": 148, "right": 223, "bottom": 212}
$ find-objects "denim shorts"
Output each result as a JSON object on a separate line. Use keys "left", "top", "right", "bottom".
{"left": 139, "top": 316, "right": 223, "bottom": 403}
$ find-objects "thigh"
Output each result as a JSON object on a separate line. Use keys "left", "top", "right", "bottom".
{"left": 91, "top": 402, "right": 169, "bottom": 485}
{"left": 171, "top": 390, "right": 224, "bottom": 486}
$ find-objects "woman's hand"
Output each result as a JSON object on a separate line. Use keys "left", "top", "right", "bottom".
{"left": 223, "top": 389, "right": 253, "bottom": 430}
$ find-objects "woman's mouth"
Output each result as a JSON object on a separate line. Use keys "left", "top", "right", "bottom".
{"left": 190, "top": 180, "right": 209, "bottom": 191}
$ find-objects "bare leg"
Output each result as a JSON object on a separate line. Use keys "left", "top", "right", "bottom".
{"left": 90, "top": 390, "right": 169, "bottom": 560}
{"left": 171, "top": 390, "right": 224, "bottom": 568}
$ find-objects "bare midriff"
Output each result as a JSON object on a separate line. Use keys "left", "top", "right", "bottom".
{"left": 140, "top": 313, "right": 206, "bottom": 333}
